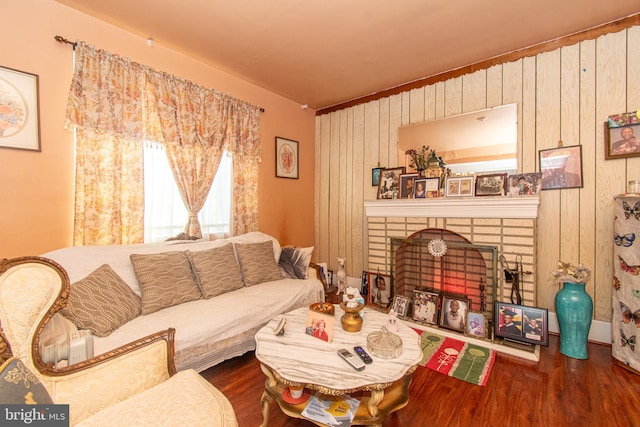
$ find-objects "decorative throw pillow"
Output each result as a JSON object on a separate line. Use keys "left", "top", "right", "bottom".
{"left": 279, "top": 246, "right": 314, "bottom": 279}
{"left": 130, "top": 251, "right": 201, "bottom": 315}
{"left": 0, "top": 358, "right": 53, "bottom": 404}
{"left": 187, "top": 244, "right": 244, "bottom": 299}
{"left": 61, "top": 264, "right": 142, "bottom": 337}
{"left": 234, "top": 240, "right": 283, "bottom": 287}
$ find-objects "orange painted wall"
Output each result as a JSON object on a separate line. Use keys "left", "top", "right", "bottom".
{"left": 0, "top": 1, "right": 316, "bottom": 258}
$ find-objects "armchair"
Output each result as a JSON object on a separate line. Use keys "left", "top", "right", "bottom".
{"left": 0, "top": 256, "right": 238, "bottom": 426}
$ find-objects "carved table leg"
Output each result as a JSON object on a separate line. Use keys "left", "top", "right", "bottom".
{"left": 260, "top": 390, "right": 273, "bottom": 427}
{"left": 367, "top": 389, "right": 384, "bottom": 418}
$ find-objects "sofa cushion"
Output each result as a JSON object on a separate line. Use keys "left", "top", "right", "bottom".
{"left": 279, "top": 246, "right": 314, "bottom": 279}
{"left": 61, "top": 264, "right": 142, "bottom": 337}
{"left": 188, "top": 244, "right": 244, "bottom": 299}
{"left": 130, "top": 251, "right": 201, "bottom": 315}
{"left": 0, "top": 357, "right": 53, "bottom": 404}
{"left": 234, "top": 240, "right": 283, "bottom": 286}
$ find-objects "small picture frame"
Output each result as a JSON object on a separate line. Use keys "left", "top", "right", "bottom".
{"left": 507, "top": 173, "right": 542, "bottom": 196}
{"left": 377, "top": 167, "right": 406, "bottom": 199}
{"left": 539, "top": 145, "right": 583, "bottom": 190}
{"left": 372, "top": 167, "right": 385, "bottom": 186}
{"left": 275, "top": 136, "right": 299, "bottom": 179}
{"left": 439, "top": 295, "right": 471, "bottom": 332}
{"left": 605, "top": 111, "right": 640, "bottom": 159}
{"left": 305, "top": 310, "right": 335, "bottom": 343}
{"left": 445, "top": 176, "right": 474, "bottom": 197}
{"left": 367, "top": 271, "right": 392, "bottom": 308}
{"left": 399, "top": 173, "right": 419, "bottom": 198}
{"left": 424, "top": 177, "right": 441, "bottom": 198}
{"left": 494, "top": 302, "right": 549, "bottom": 346}
{"left": 475, "top": 173, "right": 507, "bottom": 196}
{"left": 413, "top": 178, "right": 427, "bottom": 198}
{"left": 412, "top": 290, "right": 440, "bottom": 324}
{"left": 465, "top": 311, "right": 487, "bottom": 339}
{"left": 0, "top": 65, "right": 41, "bottom": 151}
{"left": 390, "top": 296, "right": 410, "bottom": 317}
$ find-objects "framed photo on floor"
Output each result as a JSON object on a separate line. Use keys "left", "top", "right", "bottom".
{"left": 412, "top": 290, "right": 440, "bottom": 324}
{"left": 439, "top": 294, "right": 470, "bottom": 332}
{"left": 494, "top": 302, "right": 549, "bottom": 346}
{"left": 389, "top": 296, "right": 410, "bottom": 317}
{"left": 465, "top": 311, "right": 487, "bottom": 339}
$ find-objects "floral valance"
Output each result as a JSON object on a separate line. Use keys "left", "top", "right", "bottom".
{"left": 65, "top": 41, "right": 261, "bottom": 159}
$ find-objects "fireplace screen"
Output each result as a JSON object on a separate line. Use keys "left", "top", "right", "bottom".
{"left": 391, "top": 228, "right": 498, "bottom": 322}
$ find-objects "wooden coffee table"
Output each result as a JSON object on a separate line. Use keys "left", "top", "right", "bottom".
{"left": 255, "top": 305, "right": 422, "bottom": 427}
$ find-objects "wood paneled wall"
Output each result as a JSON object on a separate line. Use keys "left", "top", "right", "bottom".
{"left": 315, "top": 26, "right": 640, "bottom": 322}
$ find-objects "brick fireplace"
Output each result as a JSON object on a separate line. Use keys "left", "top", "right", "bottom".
{"left": 364, "top": 197, "right": 540, "bottom": 318}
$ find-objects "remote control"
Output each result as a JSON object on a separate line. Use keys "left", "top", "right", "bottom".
{"left": 337, "top": 348, "right": 365, "bottom": 371}
{"left": 353, "top": 346, "right": 373, "bottom": 364}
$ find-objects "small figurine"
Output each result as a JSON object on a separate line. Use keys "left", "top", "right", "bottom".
{"left": 336, "top": 257, "right": 347, "bottom": 295}
{"left": 387, "top": 311, "right": 399, "bottom": 332}
{"left": 342, "top": 286, "right": 364, "bottom": 308}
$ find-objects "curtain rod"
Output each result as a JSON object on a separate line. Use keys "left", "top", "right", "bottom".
{"left": 53, "top": 34, "right": 265, "bottom": 113}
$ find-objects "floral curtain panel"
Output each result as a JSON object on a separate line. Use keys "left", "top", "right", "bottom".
{"left": 65, "top": 42, "right": 261, "bottom": 244}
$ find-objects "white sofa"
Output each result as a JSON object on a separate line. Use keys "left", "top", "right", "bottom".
{"left": 43, "top": 232, "right": 324, "bottom": 372}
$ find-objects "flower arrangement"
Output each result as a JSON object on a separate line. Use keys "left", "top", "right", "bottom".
{"left": 551, "top": 261, "right": 592, "bottom": 284}
{"left": 405, "top": 145, "right": 431, "bottom": 171}
{"left": 405, "top": 146, "right": 446, "bottom": 172}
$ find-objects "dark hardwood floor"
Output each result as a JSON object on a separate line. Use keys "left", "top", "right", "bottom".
{"left": 201, "top": 335, "right": 640, "bottom": 427}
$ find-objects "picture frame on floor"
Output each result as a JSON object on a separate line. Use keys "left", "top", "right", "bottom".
{"left": 412, "top": 290, "right": 439, "bottom": 324}
{"left": 465, "top": 311, "right": 487, "bottom": 339}
{"left": 494, "top": 302, "right": 549, "bottom": 346}
{"left": 389, "top": 296, "right": 410, "bottom": 317}
{"left": 439, "top": 294, "right": 470, "bottom": 332}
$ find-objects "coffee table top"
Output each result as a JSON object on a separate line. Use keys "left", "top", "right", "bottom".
{"left": 255, "top": 305, "right": 422, "bottom": 392}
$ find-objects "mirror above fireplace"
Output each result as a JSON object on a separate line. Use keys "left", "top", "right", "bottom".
{"left": 398, "top": 103, "right": 518, "bottom": 174}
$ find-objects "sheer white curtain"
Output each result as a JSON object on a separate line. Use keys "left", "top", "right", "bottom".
{"left": 144, "top": 142, "right": 232, "bottom": 242}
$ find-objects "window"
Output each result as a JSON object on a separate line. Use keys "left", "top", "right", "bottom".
{"left": 144, "top": 142, "right": 232, "bottom": 242}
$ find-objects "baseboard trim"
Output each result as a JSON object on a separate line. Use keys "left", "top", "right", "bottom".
{"left": 548, "top": 312, "right": 611, "bottom": 345}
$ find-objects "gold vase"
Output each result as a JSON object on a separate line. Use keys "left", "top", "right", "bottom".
{"left": 339, "top": 302, "right": 364, "bottom": 332}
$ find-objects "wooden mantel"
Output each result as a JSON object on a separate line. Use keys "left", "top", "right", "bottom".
{"left": 364, "top": 196, "right": 540, "bottom": 219}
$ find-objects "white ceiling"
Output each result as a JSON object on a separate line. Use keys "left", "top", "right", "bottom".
{"left": 55, "top": 0, "right": 640, "bottom": 110}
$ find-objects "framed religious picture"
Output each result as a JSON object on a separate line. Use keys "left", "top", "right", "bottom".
{"left": 412, "top": 290, "right": 440, "bottom": 324}
{"left": 0, "top": 65, "right": 41, "bottom": 151}
{"left": 539, "top": 145, "right": 583, "bottom": 190}
{"left": 439, "top": 294, "right": 470, "bottom": 332}
{"left": 399, "top": 173, "right": 419, "bottom": 198}
{"left": 465, "top": 311, "right": 487, "bottom": 339}
{"left": 389, "top": 296, "right": 410, "bottom": 317}
{"left": 366, "top": 271, "right": 392, "bottom": 308}
{"left": 475, "top": 173, "right": 507, "bottom": 196}
{"left": 605, "top": 111, "right": 640, "bottom": 160}
{"left": 275, "top": 136, "right": 299, "bottom": 179}
{"left": 376, "top": 167, "right": 406, "bottom": 199}
{"left": 494, "top": 302, "right": 549, "bottom": 346}
{"left": 507, "top": 172, "right": 542, "bottom": 196}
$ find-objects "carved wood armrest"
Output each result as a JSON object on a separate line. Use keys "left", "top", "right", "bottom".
{"left": 309, "top": 262, "right": 327, "bottom": 288}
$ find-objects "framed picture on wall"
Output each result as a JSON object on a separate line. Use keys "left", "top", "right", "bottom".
{"left": 539, "top": 145, "right": 583, "bottom": 190}
{"left": 605, "top": 114, "right": 640, "bottom": 160}
{"left": 372, "top": 167, "right": 385, "bottom": 186}
{"left": 275, "top": 136, "right": 299, "bottom": 179}
{"left": 0, "top": 65, "right": 40, "bottom": 151}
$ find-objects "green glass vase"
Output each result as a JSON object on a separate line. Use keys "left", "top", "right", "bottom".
{"left": 555, "top": 282, "right": 593, "bottom": 359}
